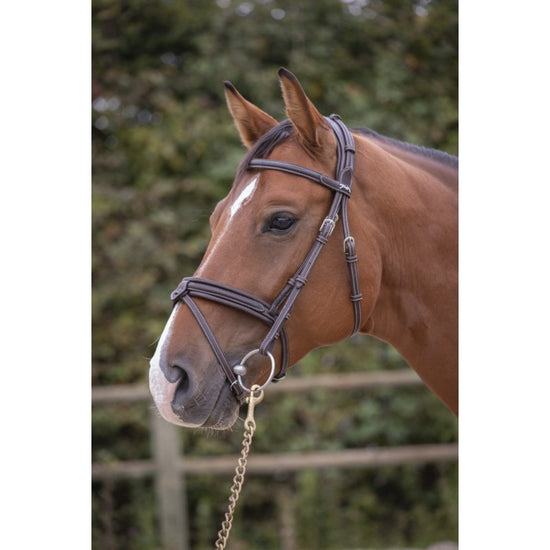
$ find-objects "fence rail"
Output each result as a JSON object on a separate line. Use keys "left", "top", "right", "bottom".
{"left": 92, "top": 369, "right": 457, "bottom": 550}
{"left": 92, "top": 368, "right": 423, "bottom": 404}
{"left": 93, "top": 442, "right": 458, "bottom": 480}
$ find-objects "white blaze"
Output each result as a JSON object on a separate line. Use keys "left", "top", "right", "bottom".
{"left": 230, "top": 175, "right": 258, "bottom": 218}
{"left": 149, "top": 303, "right": 186, "bottom": 425}
{"left": 196, "top": 175, "right": 259, "bottom": 277}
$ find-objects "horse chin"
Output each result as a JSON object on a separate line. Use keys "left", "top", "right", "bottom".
{"left": 201, "top": 399, "right": 240, "bottom": 430}
{"left": 184, "top": 383, "right": 240, "bottom": 430}
{"left": 155, "top": 389, "right": 239, "bottom": 430}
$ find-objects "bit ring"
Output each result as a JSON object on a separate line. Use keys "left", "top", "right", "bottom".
{"left": 232, "top": 349, "right": 276, "bottom": 393}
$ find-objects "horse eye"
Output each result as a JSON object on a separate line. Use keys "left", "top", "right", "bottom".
{"left": 266, "top": 213, "right": 297, "bottom": 234}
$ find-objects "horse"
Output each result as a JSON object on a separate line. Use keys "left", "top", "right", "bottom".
{"left": 149, "top": 68, "right": 458, "bottom": 430}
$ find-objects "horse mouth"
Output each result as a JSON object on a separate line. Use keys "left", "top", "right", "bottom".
{"left": 173, "top": 377, "right": 240, "bottom": 429}
{"left": 204, "top": 390, "right": 241, "bottom": 429}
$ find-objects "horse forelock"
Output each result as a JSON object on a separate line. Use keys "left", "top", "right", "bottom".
{"left": 235, "top": 120, "right": 295, "bottom": 181}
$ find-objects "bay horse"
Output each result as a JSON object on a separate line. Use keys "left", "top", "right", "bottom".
{"left": 149, "top": 68, "right": 458, "bottom": 429}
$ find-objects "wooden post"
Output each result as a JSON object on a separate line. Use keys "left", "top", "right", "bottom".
{"left": 151, "top": 410, "right": 189, "bottom": 550}
{"left": 277, "top": 484, "right": 296, "bottom": 550}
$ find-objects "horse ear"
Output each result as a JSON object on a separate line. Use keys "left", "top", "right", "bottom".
{"left": 278, "top": 67, "right": 329, "bottom": 149}
{"left": 224, "top": 81, "right": 278, "bottom": 148}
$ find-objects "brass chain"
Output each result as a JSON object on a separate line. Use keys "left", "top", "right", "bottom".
{"left": 214, "top": 386, "right": 264, "bottom": 550}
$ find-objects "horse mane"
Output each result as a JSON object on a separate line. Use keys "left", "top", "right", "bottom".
{"left": 236, "top": 119, "right": 458, "bottom": 180}
{"left": 354, "top": 127, "right": 458, "bottom": 170}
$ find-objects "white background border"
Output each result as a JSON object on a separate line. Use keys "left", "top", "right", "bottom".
{"left": 3, "top": 2, "right": 549, "bottom": 547}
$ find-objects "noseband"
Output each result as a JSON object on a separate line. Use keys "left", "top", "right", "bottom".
{"left": 170, "top": 115, "right": 362, "bottom": 403}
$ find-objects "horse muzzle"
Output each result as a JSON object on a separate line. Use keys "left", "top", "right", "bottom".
{"left": 149, "top": 349, "right": 240, "bottom": 429}
{"left": 148, "top": 303, "right": 240, "bottom": 429}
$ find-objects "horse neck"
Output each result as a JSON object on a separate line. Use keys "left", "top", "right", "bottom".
{"left": 352, "top": 134, "right": 458, "bottom": 413}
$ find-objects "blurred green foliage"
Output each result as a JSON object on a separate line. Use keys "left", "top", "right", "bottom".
{"left": 92, "top": 0, "right": 457, "bottom": 548}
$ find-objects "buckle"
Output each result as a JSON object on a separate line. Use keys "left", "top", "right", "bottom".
{"left": 319, "top": 216, "right": 337, "bottom": 237}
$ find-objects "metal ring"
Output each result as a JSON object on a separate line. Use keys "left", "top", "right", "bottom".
{"left": 233, "top": 349, "right": 276, "bottom": 394}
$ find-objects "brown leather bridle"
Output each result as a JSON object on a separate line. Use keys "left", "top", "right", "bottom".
{"left": 169, "top": 115, "right": 362, "bottom": 403}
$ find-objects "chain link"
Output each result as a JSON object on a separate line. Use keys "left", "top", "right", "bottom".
{"left": 214, "top": 386, "right": 264, "bottom": 550}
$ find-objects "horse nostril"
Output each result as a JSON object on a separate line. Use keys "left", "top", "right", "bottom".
{"left": 172, "top": 368, "right": 193, "bottom": 410}
{"left": 177, "top": 368, "right": 190, "bottom": 394}
{"left": 160, "top": 362, "right": 186, "bottom": 384}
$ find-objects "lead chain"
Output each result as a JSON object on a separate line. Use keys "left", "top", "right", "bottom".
{"left": 214, "top": 386, "right": 264, "bottom": 550}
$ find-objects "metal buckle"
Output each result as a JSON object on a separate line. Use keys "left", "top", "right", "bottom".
{"left": 320, "top": 216, "right": 337, "bottom": 237}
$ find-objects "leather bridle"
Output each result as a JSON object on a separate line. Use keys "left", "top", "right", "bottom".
{"left": 169, "top": 114, "right": 362, "bottom": 404}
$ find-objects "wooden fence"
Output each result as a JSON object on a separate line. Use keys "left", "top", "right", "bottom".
{"left": 92, "top": 370, "right": 458, "bottom": 550}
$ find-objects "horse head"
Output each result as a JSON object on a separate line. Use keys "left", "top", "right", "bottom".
{"left": 149, "top": 69, "right": 381, "bottom": 428}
